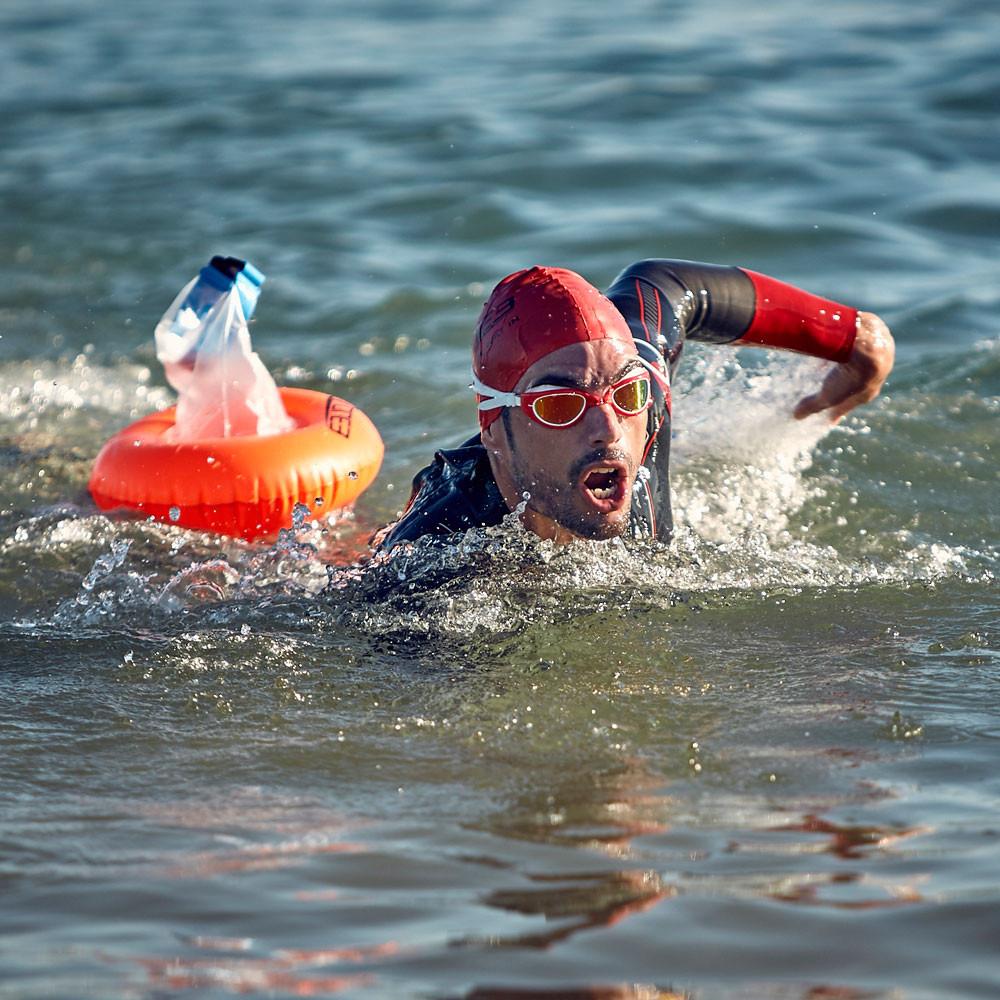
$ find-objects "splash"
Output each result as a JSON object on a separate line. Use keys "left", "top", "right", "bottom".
{"left": 9, "top": 347, "right": 993, "bottom": 641}
{"left": 0, "top": 355, "right": 171, "bottom": 428}
{"left": 51, "top": 535, "right": 152, "bottom": 626}
{"left": 671, "top": 348, "right": 836, "bottom": 542}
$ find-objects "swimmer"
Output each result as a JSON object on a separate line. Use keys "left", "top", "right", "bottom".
{"left": 374, "top": 259, "right": 894, "bottom": 548}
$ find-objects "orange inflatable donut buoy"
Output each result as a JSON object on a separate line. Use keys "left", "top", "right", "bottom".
{"left": 89, "top": 387, "right": 383, "bottom": 541}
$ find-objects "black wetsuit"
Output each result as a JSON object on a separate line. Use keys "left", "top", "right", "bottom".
{"left": 376, "top": 260, "right": 780, "bottom": 550}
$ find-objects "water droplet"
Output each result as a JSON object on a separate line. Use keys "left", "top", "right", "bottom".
{"left": 168, "top": 505, "right": 181, "bottom": 522}
{"left": 314, "top": 497, "right": 324, "bottom": 507}
{"left": 348, "top": 470, "right": 358, "bottom": 480}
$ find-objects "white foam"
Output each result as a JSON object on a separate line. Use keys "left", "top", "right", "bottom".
{"left": 11, "top": 347, "right": 993, "bottom": 636}
{"left": 671, "top": 349, "right": 836, "bottom": 542}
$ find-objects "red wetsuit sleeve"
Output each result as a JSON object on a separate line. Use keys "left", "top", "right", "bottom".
{"left": 736, "top": 269, "right": 858, "bottom": 363}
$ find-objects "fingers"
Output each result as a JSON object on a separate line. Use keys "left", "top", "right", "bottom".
{"left": 793, "top": 393, "right": 825, "bottom": 420}
{"left": 794, "top": 389, "right": 852, "bottom": 423}
{"left": 794, "top": 381, "right": 877, "bottom": 423}
{"left": 795, "top": 379, "right": 882, "bottom": 422}
{"left": 793, "top": 369, "right": 853, "bottom": 421}
{"left": 825, "top": 393, "right": 867, "bottom": 424}
{"left": 793, "top": 312, "right": 895, "bottom": 422}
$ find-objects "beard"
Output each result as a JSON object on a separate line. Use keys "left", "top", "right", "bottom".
{"left": 511, "top": 446, "right": 635, "bottom": 541}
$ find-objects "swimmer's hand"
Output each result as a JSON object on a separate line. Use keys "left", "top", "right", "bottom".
{"left": 794, "top": 312, "right": 895, "bottom": 423}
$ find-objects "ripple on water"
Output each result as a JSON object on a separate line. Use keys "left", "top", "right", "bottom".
{"left": 2, "top": 342, "right": 991, "bottom": 644}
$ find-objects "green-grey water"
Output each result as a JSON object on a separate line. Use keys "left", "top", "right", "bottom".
{"left": 1, "top": 2, "right": 998, "bottom": 998}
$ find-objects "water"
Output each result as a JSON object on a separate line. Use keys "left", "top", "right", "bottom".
{"left": 1, "top": 1, "right": 998, "bottom": 997}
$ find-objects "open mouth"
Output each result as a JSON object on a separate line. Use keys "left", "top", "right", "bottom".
{"left": 578, "top": 462, "right": 629, "bottom": 512}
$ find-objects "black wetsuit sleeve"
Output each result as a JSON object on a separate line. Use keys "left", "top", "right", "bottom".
{"left": 605, "top": 259, "right": 757, "bottom": 364}
{"left": 603, "top": 259, "right": 758, "bottom": 545}
{"left": 372, "top": 440, "right": 508, "bottom": 550}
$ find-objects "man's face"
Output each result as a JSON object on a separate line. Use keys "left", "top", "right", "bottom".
{"left": 483, "top": 339, "right": 649, "bottom": 543}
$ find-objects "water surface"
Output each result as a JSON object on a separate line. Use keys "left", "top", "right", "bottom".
{"left": 1, "top": 1, "right": 998, "bottom": 998}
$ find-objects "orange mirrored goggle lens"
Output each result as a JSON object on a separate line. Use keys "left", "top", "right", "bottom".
{"left": 611, "top": 377, "right": 649, "bottom": 414}
{"left": 531, "top": 393, "right": 588, "bottom": 426}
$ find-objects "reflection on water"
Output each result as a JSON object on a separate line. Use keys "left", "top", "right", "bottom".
{"left": 135, "top": 950, "right": 381, "bottom": 996}
{"left": 468, "top": 760, "right": 675, "bottom": 950}
{"left": 456, "top": 980, "right": 888, "bottom": 998}
{"left": 767, "top": 814, "right": 928, "bottom": 862}
{"left": 480, "top": 870, "right": 674, "bottom": 951}
{"left": 113, "top": 793, "right": 399, "bottom": 994}
{"left": 461, "top": 987, "right": 690, "bottom": 999}
{"left": 769, "top": 870, "right": 924, "bottom": 911}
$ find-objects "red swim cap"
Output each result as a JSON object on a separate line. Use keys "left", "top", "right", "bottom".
{"left": 472, "top": 266, "right": 635, "bottom": 430}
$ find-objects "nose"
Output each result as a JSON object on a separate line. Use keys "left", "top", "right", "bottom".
{"left": 584, "top": 397, "right": 622, "bottom": 447}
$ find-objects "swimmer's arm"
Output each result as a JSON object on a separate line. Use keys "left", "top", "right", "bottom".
{"left": 791, "top": 311, "right": 895, "bottom": 423}
{"left": 727, "top": 269, "right": 895, "bottom": 421}
{"left": 607, "top": 261, "right": 894, "bottom": 419}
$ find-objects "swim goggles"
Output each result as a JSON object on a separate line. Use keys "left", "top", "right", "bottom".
{"left": 472, "top": 368, "right": 653, "bottom": 429}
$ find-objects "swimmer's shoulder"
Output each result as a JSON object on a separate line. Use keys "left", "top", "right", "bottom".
{"left": 372, "top": 436, "right": 508, "bottom": 550}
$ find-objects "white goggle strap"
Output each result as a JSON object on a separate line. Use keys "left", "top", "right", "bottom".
{"left": 470, "top": 373, "right": 572, "bottom": 411}
{"left": 470, "top": 372, "right": 519, "bottom": 412}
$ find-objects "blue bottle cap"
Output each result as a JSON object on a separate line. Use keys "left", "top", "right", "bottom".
{"left": 204, "top": 256, "right": 266, "bottom": 320}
